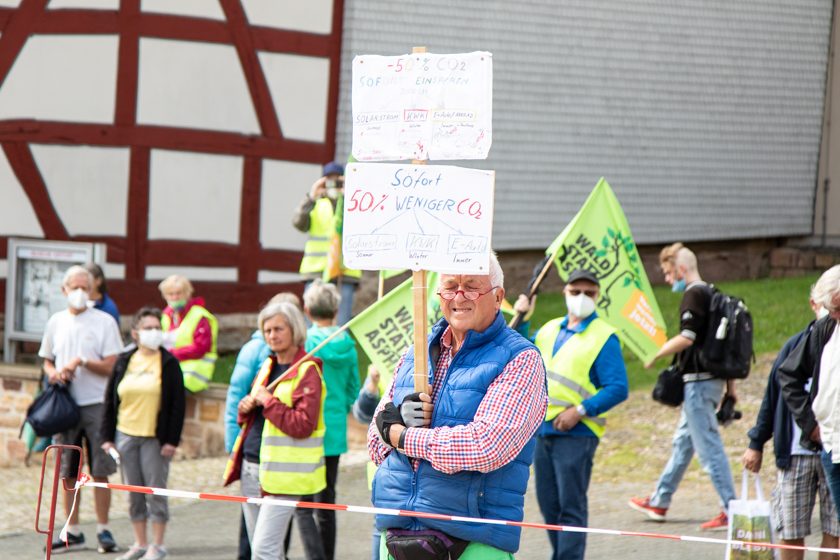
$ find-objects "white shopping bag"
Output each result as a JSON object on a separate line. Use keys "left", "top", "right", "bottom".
{"left": 725, "top": 470, "right": 778, "bottom": 560}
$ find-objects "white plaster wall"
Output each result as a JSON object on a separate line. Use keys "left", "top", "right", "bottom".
{"left": 0, "top": 35, "right": 118, "bottom": 123}
{"left": 242, "top": 0, "right": 333, "bottom": 34}
{"left": 31, "top": 145, "right": 130, "bottom": 236}
{"left": 148, "top": 149, "right": 243, "bottom": 243}
{"left": 259, "top": 52, "right": 330, "bottom": 142}
{"left": 259, "top": 159, "right": 320, "bottom": 250}
{"left": 145, "top": 265, "right": 237, "bottom": 282}
{"left": 137, "top": 38, "right": 260, "bottom": 134}
{"left": 0, "top": 149, "right": 42, "bottom": 237}
{"left": 0, "top": 0, "right": 20, "bottom": 7}
{"left": 257, "top": 270, "right": 304, "bottom": 284}
{"left": 48, "top": 0, "right": 119, "bottom": 8}
{"left": 141, "top": 0, "right": 225, "bottom": 20}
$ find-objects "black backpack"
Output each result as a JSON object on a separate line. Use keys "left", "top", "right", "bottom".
{"left": 698, "top": 285, "right": 754, "bottom": 379}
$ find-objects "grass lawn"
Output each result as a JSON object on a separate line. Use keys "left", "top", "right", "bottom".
{"left": 212, "top": 273, "right": 820, "bottom": 388}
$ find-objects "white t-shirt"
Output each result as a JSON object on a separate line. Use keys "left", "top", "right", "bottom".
{"left": 38, "top": 308, "right": 124, "bottom": 406}
{"left": 791, "top": 378, "right": 817, "bottom": 456}
{"left": 813, "top": 324, "right": 840, "bottom": 459}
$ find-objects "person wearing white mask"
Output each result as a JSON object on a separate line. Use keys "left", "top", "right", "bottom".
{"left": 101, "top": 307, "right": 186, "bottom": 560}
{"left": 514, "top": 268, "right": 628, "bottom": 560}
{"left": 40, "top": 265, "right": 124, "bottom": 554}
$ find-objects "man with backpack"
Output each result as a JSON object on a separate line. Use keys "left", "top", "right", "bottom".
{"left": 628, "top": 243, "right": 738, "bottom": 531}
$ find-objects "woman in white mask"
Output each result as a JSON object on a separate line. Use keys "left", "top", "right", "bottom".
{"left": 101, "top": 307, "right": 186, "bottom": 560}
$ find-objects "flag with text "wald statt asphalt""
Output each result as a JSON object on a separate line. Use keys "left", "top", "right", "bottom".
{"left": 547, "top": 178, "right": 667, "bottom": 364}
{"left": 347, "top": 273, "right": 441, "bottom": 390}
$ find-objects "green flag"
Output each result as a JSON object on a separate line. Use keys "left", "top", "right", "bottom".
{"left": 347, "top": 273, "right": 441, "bottom": 390}
{"left": 547, "top": 178, "right": 667, "bottom": 363}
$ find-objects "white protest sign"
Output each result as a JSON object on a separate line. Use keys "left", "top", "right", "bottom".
{"left": 352, "top": 51, "right": 492, "bottom": 161}
{"left": 342, "top": 163, "right": 494, "bottom": 274}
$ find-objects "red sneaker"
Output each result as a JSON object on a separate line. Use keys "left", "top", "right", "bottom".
{"left": 700, "top": 511, "right": 728, "bottom": 531}
{"left": 627, "top": 497, "right": 667, "bottom": 521}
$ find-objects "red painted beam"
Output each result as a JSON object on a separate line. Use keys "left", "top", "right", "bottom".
{"left": 0, "top": 121, "right": 329, "bottom": 161}
{"left": 219, "top": 0, "right": 281, "bottom": 139}
{"left": 1, "top": 142, "right": 69, "bottom": 240}
{"left": 0, "top": 0, "right": 49, "bottom": 88}
{"left": 238, "top": 156, "right": 262, "bottom": 283}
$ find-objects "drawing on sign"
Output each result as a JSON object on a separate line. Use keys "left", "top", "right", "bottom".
{"left": 352, "top": 51, "right": 493, "bottom": 161}
{"left": 342, "top": 163, "right": 494, "bottom": 274}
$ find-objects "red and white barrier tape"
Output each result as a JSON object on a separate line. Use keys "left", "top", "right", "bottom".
{"left": 74, "top": 474, "right": 840, "bottom": 555}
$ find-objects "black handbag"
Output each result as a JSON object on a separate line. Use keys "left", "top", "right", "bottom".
{"left": 385, "top": 529, "right": 469, "bottom": 560}
{"left": 652, "top": 361, "right": 684, "bottom": 407}
{"left": 24, "top": 382, "right": 81, "bottom": 437}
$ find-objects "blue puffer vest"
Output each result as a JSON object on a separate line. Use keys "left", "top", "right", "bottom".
{"left": 372, "top": 312, "right": 538, "bottom": 553}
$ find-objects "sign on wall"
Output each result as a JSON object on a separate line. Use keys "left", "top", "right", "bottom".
{"left": 351, "top": 51, "right": 493, "bottom": 161}
{"left": 342, "top": 162, "right": 495, "bottom": 274}
{"left": 3, "top": 238, "right": 102, "bottom": 363}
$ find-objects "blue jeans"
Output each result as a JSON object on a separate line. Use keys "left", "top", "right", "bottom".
{"left": 304, "top": 280, "right": 356, "bottom": 326}
{"left": 535, "top": 435, "right": 599, "bottom": 560}
{"left": 821, "top": 450, "right": 840, "bottom": 522}
{"left": 650, "top": 378, "right": 735, "bottom": 510}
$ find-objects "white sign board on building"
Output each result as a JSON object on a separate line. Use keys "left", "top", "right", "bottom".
{"left": 342, "top": 163, "right": 494, "bottom": 274}
{"left": 351, "top": 51, "right": 493, "bottom": 161}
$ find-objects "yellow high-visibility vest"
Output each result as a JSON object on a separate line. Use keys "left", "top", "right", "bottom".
{"left": 299, "top": 198, "right": 361, "bottom": 279}
{"left": 257, "top": 358, "right": 327, "bottom": 496}
{"left": 162, "top": 305, "right": 218, "bottom": 393}
{"left": 535, "top": 317, "right": 615, "bottom": 438}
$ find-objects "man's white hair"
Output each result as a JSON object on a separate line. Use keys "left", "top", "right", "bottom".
{"left": 488, "top": 251, "right": 504, "bottom": 289}
{"left": 812, "top": 265, "right": 840, "bottom": 310}
{"left": 63, "top": 265, "right": 93, "bottom": 289}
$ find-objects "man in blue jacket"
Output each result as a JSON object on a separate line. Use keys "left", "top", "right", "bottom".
{"left": 742, "top": 296, "right": 839, "bottom": 560}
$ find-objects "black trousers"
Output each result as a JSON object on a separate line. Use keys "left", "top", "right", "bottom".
{"left": 314, "top": 455, "right": 340, "bottom": 560}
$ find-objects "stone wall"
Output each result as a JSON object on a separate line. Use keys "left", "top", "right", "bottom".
{"left": 768, "top": 245, "right": 840, "bottom": 278}
{"left": 0, "top": 362, "right": 228, "bottom": 468}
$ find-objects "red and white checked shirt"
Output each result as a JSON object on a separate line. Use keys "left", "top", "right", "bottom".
{"left": 367, "top": 326, "right": 547, "bottom": 474}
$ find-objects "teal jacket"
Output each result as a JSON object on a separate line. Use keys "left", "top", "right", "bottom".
{"left": 306, "top": 325, "right": 360, "bottom": 456}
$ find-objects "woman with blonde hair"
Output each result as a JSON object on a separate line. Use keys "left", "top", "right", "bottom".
{"left": 157, "top": 275, "right": 218, "bottom": 392}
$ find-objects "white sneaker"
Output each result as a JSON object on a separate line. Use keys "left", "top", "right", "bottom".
{"left": 117, "top": 544, "right": 147, "bottom": 560}
{"left": 140, "top": 545, "right": 167, "bottom": 560}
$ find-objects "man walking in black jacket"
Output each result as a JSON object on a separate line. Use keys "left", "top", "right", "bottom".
{"left": 744, "top": 293, "right": 838, "bottom": 560}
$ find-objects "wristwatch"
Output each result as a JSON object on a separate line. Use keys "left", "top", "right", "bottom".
{"left": 575, "top": 404, "right": 587, "bottom": 417}
{"left": 80, "top": 357, "right": 88, "bottom": 368}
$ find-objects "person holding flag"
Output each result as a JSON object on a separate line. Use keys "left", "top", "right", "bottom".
{"left": 292, "top": 162, "right": 361, "bottom": 325}
{"left": 367, "top": 252, "right": 547, "bottom": 559}
{"left": 514, "top": 268, "right": 628, "bottom": 560}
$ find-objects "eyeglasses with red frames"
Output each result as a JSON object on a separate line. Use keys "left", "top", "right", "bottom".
{"left": 436, "top": 287, "right": 498, "bottom": 301}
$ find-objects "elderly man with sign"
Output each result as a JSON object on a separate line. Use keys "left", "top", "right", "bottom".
{"left": 367, "top": 252, "right": 547, "bottom": 560}
{"left": 515, "top": 268, "right": 628, "bottom": 560}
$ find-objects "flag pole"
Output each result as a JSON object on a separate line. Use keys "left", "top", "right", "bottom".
{"left": 508, "top": 246, "right": 561, "bottom": 330}
{"left": 411, "top": 45, "right": 431, "bottom": 395}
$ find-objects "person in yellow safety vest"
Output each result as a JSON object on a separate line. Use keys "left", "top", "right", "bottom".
{"left": 223, "top": 301, "right": 327, "bottom": 560}
{"left": 158, "top": 275, "right": 218, "bottom": 393}
{"left": 292, "top": 162, "right": 361, "bottom": 326}
{"left": 515, "top": 268, "right": 628, "bottom": 560}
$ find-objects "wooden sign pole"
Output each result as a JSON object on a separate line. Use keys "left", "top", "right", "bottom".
{"left": 411, "top": 45, "right": 431, "bottom": 395}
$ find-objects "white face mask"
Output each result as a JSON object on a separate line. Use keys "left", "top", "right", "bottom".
{"left": 67, "top": 288, "right": 89, "bottom": 310}
{"left": 138, "top": 329, "right": 164, "bottom": 351}
{"left": 818, "top": 307, "right": 830, "bottom": 320}
{"left": 565, "top": 293, "right": 596, "bottom": 319}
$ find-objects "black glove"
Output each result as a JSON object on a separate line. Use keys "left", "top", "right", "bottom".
{"left": 375, "top": 403, "right": 405, "bottom": 446}
{"left": 400, "top": 392, "right": 431, "bottom": 428}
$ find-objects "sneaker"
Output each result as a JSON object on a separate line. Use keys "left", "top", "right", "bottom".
{"left": 117, "top": 544, "right": 147, "bottom": 560}
{"left": 97, "top": 529, "right": 119, "bottom": 553}
{"left": 700, "top": 511, "right": 729, "bottom": 531}
{"left": 47, "top": 531, "right": 86, "bottom": 554}
{"left": 140, "top": 545, "right": 167, "bottom": 560}
{"left": 627, "top": 496, "right": 668, "bottom": 521}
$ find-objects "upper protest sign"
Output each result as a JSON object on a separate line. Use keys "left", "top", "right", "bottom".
{"left": 351, "top": 51, "right": 493, "bottom": 161}
{"left": 342, "top": 163, "right": 494, "bottom": 274}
